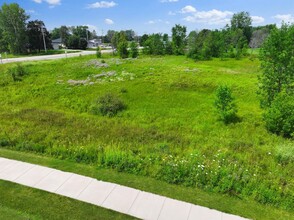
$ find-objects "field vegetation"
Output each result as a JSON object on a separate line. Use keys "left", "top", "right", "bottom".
{"left": 0, "top": 54, "right": 293, "bottom": 215}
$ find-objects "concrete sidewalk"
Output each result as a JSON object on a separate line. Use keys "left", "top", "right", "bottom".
{"left": 0, "top": 157, "right": 248, "bottom": 220}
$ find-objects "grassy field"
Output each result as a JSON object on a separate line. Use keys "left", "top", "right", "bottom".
{"left": 0, "top": 54, "right": 293, "bottom": 216}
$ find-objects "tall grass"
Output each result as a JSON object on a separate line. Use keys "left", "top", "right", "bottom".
{"left": 0, "top": 55, "right": 293, "bottom": 210}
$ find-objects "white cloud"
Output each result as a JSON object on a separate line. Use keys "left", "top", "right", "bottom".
{"left": 146, "top": 19, "right": 170, "bottom": 25}
{"left": 87, "top": 1, "right": 117, "bottom": 9}
{"left": 183, "top": 9, "right": 233, "bottom": 25}
{"left": 160, "top": 0, "right": 178, "bottom": 3}
{"left": 274, "top": 14, "right": 294, "bottom": 23}
{"left": 251, "top": 16, "right": 265, "bottom": 24}
{"left": 181, "top": 5, "right": 196, "bottom": 14}
{"left": 105, "top": 18, "right": 114, "bottom": 25}
{"left": 32, "top": 0, "right": 61, "bottom": 6}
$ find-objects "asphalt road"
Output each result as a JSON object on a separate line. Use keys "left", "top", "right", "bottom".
{"left": 0, "top": 50, "right": 113, "bottom": 64}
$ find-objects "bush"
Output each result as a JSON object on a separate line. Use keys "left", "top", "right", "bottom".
{"left": 92, "top": 93, "right": 126, "bottom": 117}
{"left": 215, "top": 85, "right": 238, "bottom": 124}
{"left": 96, "top": 46, "right": 101, "bottom": 58}
{"left": 8, "top": 64, "right": 27, "bottom": 81}
{"left": 130, "top": 42, "right": 138, "bottom": 58}
{"left": 264, "top": 92, "right": 294, "bottom": 138}
{"left": 118, "top": 41, "right": 129, "bottom": 59}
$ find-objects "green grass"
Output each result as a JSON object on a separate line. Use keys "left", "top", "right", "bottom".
{"left": 0, "top": 55, "right": 293, "bottom": 215}
{"left": 0, "top": 149, "right": 293, "bottom": 220}
{"left": 0, "top": 178, "right": 136, "bottom": 220}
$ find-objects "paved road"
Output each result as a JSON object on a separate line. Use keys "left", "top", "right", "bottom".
{"left": 0, "top": 157, "right": 248, "bottom": 220}
{"left": 0, "top": 50, "right": 113, "bottom": 64}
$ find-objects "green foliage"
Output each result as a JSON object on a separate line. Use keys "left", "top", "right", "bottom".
{"left": 117, "top": 32, "right": 129, "bottom": 59}
{"left": 129, "top": 42, "right": 138, "bottom": 58}
{"left": 92, "top": 93, "right": 126, "bottom": 117}
{"left": 264, "top": 92, "right": 294, "bottom": 138}
{"left": 259, "top": 23, "right": 294, "bottom": 108}
{"left": 230, "top": 11, "right": 252, "bottom": 44}
{"left": 27, "top": 20, "right": 52, "bottom": 52}
{"left": 7, "top": 64, "right": 27, "bottom": 81}
{"left": 259, "top": 23, "right": 294, "bottom": 137}
{"left": 143, "top": 34, "right": 165, "bottom": 55}
{"left": 172, "top": 24, "right": 187, "bottom": 55}
{"left": 215, "top": 85, "right": 238, "bottom": 124}
{"left": 0, "top": 3, "right": 29, "bottom": 54}
{"left": 96, "top": 46, "right": 101, "bottom": 58}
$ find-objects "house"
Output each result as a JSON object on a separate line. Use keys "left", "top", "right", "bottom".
{"left": 87, "top": 39, "right": 102, "bottom": 49}
{"left": 52, "top": 38, "right": 64, "bottom": 50}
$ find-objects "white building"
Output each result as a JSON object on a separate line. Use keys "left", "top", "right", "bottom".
{"left": 87, "top": 39, "right": 102, "bottom": 49}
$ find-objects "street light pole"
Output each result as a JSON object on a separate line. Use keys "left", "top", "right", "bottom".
{"left": 41, "top": 25, "right": 47, "bottom": 53}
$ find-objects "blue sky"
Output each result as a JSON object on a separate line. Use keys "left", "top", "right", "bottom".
{"left": 1, "top": 0, "right": 294, "bottom": 35}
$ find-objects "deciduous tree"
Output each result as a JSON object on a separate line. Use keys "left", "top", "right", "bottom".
{"left": 0, "top": 3, "right": 29, "bottom": 54}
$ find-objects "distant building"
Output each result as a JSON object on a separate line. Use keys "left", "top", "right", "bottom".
{"left": 87, "top": 39, "right": 102, "bottom": 49}
{"left": 52, "top": 38, "right": 64, "bottom": 50}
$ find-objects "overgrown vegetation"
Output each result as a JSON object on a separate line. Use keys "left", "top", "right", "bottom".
{"left": 92, "top": 93, "right": 126, "bottom": 117}
{"left": 214, "top": 85, "right": 238, "bottom": 124}
{"left": 7, "top": 64, "right": 27, "bottom": 82}
{"left": 0, "top": 55, "right": 293, "bottom": 212}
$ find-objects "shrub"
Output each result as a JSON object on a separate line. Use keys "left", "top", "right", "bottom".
{"left": 92, "top": 93, "right": 126, "bottom": 117}
{"left": 130, "top": 42, "right": 138, "bottom": 58}
{"left": 215, "top": 85, "right": 238, "bottom": 124}
{"left": 264, "top": 92, "right": 294, "bottom": 138}
{"left": 8, "top": 64, "right": 27, "bottom": 81}
{"left": 96, "top": 46, "right": 101, "bottom": 58}
{"left": 118, "top": 41, "right": 129, "bottom": 59}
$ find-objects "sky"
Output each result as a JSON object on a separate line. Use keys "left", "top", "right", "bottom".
{"left": 1, "top": 0, "right": 294, "bottom": 35}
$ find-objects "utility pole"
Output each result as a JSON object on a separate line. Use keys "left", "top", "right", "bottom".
{"left": 101, "top": 29, "right": 104, "bottom": 44}
{"left": 41, "top": 25, "right": 47, "bottom": 53}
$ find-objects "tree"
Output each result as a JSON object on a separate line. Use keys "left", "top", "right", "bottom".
{"left": 67, "top": 35, "right": 80, "bottom": 49}
{"left": 71, "top": 25, "right": 90, "bottom": 40}
{"left": 60, "top": 26, "right": 70, "bottom": 45}
{"left": 27, "top": 20, "right": 52, "bottom": 52}
{"left": 259, "top": 23, "right": 294, "bottom": 137}
{"left": 264, "top": 92, "right": 294, "bottom": 138}
{"left": 230, "top": 11, "right": 252, "bottom": 44}
{"left": 143, "top": 34, "right": 165, "bottom": 55}
{"left": 172, "top": 24, "right": 187, "bottom": 55}
{"left": 163, "top": 33, "right": 173, "bottom": 55}
{"left": 0, "top": 3, "right": 29, "bottom": 54}
{"left": 111, "top": 31, "right": 120, "bottom": 49}
{"left": 107, "top": 30, "right": 116, "bottom": 43}
{"left": 118, "top": 32, "right": 128, "bottom": 59}
{"left": 130, "top": 41, "right": 138, "bottom": 58}
{"left": 51, "top": 27, "right": 61, "bottom": 39}
{"left": 0, "top": 28, "right": 9, "bottom": 52}
{"left": 124, "top": 29, "right": 135, "bottom": 41}
{"left": 215, "top": 85, "right": 238, "bottom": 124}
{"left": 79, "top": 38, "right": 88, "bottom": 50}
{"left": 96, "top": 46, "right": 101, "bottom": 58}
{"left": 139, "top": 34, "right": 149, "bottom": 46}
{"left": 259, "top": 23, "right": 294, "bottom": 108}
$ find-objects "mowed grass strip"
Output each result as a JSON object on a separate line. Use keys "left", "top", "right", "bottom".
{"left": 0, "top": 178, "right": 136, "bottom": 220}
